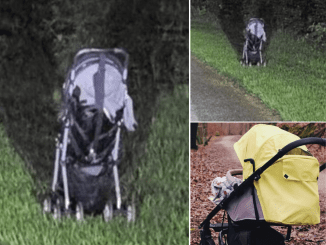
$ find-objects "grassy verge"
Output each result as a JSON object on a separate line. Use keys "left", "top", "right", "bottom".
{"left": 191, "top": 19, "right": 326, "bottom": 121}
{"left": 0, "top": 85, "right": 189, "bottom": 245}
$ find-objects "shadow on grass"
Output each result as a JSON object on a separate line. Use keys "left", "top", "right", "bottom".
{"left": 0, "top": 34, "right": 64, "bottom": 199}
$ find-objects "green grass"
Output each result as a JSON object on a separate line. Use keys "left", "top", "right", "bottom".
{"left": 191, "top": 20, "right": 326, "bottom": 121}
{"left": 0, "top": 85, "right": 189, "bottom": 245}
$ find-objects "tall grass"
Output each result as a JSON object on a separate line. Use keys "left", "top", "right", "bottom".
{"left": 191, "top": 20, "right": 326, "bottom": 121}
{"left": 0, "top": 85, "right": 189, "bottom": 245}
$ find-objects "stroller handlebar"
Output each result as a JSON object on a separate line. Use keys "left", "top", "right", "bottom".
{"left": 199, "top": 137, "right": 326, "bottom": 229}
{"left": 280, "top": 137, "right": 326, "bottom": 153}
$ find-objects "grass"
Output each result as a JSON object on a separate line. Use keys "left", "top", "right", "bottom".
{"left": 0, "top": 85, "right": 189, "bottom": 245}
{"left": 191, "top": 19, "right": 326, "bottom": 121}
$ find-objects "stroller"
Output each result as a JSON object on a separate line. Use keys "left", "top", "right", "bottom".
{"left": 43, "top": 48, "right": 137, "bottom": 222}
{"left": 240, "top": 18, "right": 266, "bottom": 67}
{"left": 200, "top": 124, "right": 326, "bottom": 245}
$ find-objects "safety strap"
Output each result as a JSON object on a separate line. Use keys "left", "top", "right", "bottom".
{"left": 245, "top": 158, "right": 260, "bottom": 221}
{"left": 251, "top": 184, "right": 260, "bottom": 221}
{"left": 68, "top": 130, "right": 85, "bottom": 158}
{"left": 73, "top": 119, "right": 90, "bottom": 143}
{"left": 91, "top": 124, "right": 118, "bottom": 161}
{"left": 92, "top": 53, "right": 106, "bottom": 151}
{"left": 254, "top": 20, "right": 258, "bottom": 37}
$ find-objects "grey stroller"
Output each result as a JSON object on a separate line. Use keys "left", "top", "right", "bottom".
{"left": 240, "top": 18, "right": 266, "bottom": 67}
{"left": 43, "top": 48, "right": 137, "bottom": 222}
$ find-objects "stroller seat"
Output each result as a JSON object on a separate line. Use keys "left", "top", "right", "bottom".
{"left": 247, "top": 33, "right": 263, "bottom": 52}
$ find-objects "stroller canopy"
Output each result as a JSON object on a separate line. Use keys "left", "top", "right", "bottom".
{"left": 246, "top": 18, "right": 266, "bottom": 42}
{"left": 233, "top": 124, "right": 320, "bottom": 225}
{"left": 65, "top": 48, "right": 137, "bottom": 132}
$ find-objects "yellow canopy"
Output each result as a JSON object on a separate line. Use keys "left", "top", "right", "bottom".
{"left": 234, "top": 124, "right": 320, "bottom": 225}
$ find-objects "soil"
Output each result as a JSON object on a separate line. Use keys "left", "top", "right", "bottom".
{"left": 191, "top": 134, "right": 326, "bottom": 245}
{"left": 190, "top": 55, "right": 282, "bottom": 121}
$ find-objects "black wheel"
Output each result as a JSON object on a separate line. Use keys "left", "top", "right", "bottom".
{"left": 200, "top": 238, "right": 216, "bottom": 245}
{"left": 76, "top": 202, "right": 84, "bottom": 222}
{"left": 103, "top": 201, "right": 113, "bottom": 222}
{"left": 53, "top": 199, "right": 61, "bottom": 220}
{"left": 43, "top": 196, "right": 52, "bottom": 214}
{"left": 127, "top": 203, "right": 136, "bottom": 222}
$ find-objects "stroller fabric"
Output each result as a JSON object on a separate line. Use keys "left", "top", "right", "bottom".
{"left": 67, "top": 48, "right": 137, "bottom": 132}
{"left": 245, "top": 18, "right": 266, "bottom": 42}
{"left": 233, "top": 124, "right": 320, "bottom": 225}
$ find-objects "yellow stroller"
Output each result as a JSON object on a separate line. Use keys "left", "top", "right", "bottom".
{"left": 200, "top": 124, "right": 326, "bottom": 245}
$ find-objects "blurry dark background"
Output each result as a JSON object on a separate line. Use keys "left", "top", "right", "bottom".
{"left": 192, "top": 0, "right": 326, "bottom": 55}
{"left": 0, "top": 0, "right": 188, "bottom": 200}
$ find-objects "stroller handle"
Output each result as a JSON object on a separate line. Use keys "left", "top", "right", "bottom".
{"left": 199, "top": 137, "right": 326, "bottom": 229}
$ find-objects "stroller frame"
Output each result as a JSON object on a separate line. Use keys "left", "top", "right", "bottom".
{"left": 242, "top": 34, "right": 264, "bottom": 66}
{"left": 50, "top": 118, "right": 123, "bottom": 211}
{"left": 241, "top": 18, "right": 266, "bottom": 67}
{"left": 44, "top": 48, "right": 135, "bottom": 221}
{"left": 199, "top": 137, "right": 326, "bottom": 245}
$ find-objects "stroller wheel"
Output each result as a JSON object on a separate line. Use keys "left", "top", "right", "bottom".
{"left": 200, "top": 238, "right": 216, "bottom": 245}
{"left": 240, "top": 60, "right": 243, "bottom": 66}
{"left": 43, "top": 197, "right": 52, "bottom": 214}
{"left": 76, "top": 202, "right": 84, "bottom": 222}
{"left": 248, "top": 62, "right": 252, "bottom": 67}
{"left": 257, "top": 62, "right": 261, "bottom": 67}
{"left": 53, "top": 199, "right": 61, "bottom": 220}
{"left": 263, "top": 61, "right": 267, "bottom": 67}
{"left": 127, "top": 203, "right": 136, "bottom": 222}
{"left": 103, "top": 201, "right": 113, "bottom": 222}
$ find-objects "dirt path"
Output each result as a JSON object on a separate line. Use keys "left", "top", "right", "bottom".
{"left": 319, "top": 170, "right": 326, "bottom": 197}
{"left": 191, "top": 135, "right": 326, "bottom": 245}
{"left": 191, "top": 55, "right": 281, "bottom": 121}
{"left": 190, "top": 135, "right": 243, "bottom": 244}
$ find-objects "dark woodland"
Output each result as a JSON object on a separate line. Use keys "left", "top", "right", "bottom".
{"left": 192, "top": 0, "right": 326, "bottom": 54}
{"left": 0, "top": 0, "right": 188, "bottom": 200}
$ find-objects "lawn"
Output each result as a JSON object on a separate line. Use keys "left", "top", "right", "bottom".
{"left": 0, "top": 85, "right": 189, "bottom": 245}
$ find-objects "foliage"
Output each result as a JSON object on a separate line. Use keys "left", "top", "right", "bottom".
{"left": 278, "top": 123, "right": 326, "bottom": 138}
{"left": 306, "top": 22, "right": 326, "bottom": 48}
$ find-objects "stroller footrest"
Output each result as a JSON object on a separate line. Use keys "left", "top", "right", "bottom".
{"left": 210, "top": 223, "right": 228, "bottom": 231}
